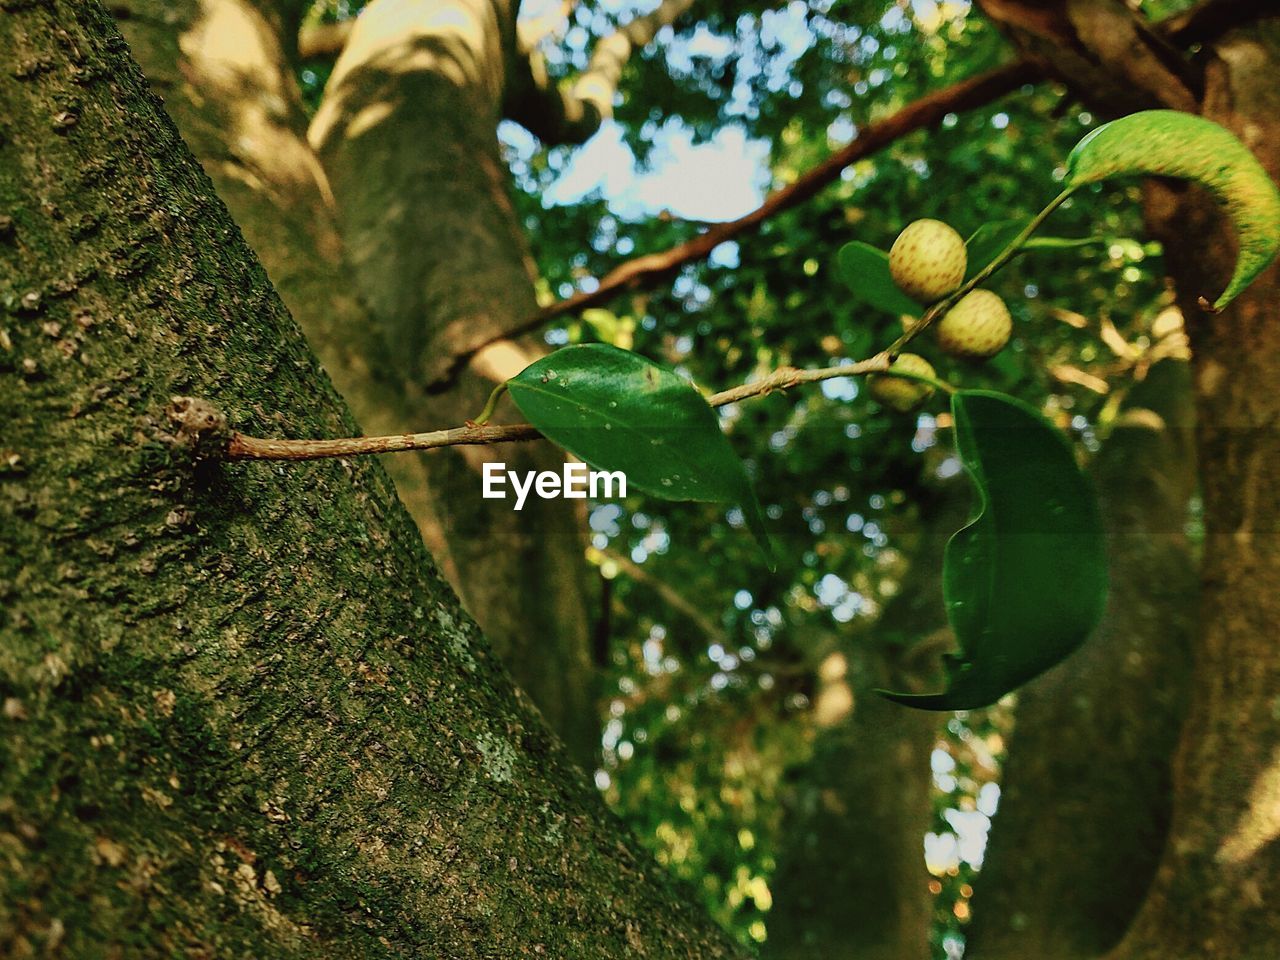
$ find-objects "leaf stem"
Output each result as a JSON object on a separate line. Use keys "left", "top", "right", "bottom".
{"left": 472, "top": 382, "right": 509, "bottom": 425}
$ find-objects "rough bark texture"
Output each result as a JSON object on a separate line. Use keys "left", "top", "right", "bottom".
{"left": 974, "top": 0, "right": 1199, "bottom": 113}
{"left": 765, "top": 491, "right": 961, "bottom": 960}
{"left": 308, "top": 0, "right": 598, "bottom": 761}
{"left": 972, "top": 3, "right": 1280, "bottom": 956}
{"left": 966, "top": 359, "right": 1197, "bottom": 960}
{"left": 109, "top": 0, "right": 598, "bottom": 763}
{"left": 1106, "top": 23, "right": 1280, "bottom": 960}
{"left": 0, "top": 4, "right": 740, "bottom": 956}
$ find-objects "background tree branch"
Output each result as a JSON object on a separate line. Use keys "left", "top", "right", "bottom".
{"left": 432, "top": 58, "right": 1040, "bottom": 388}
{"left": 505, "top": 0, "right": 698, "bottom": 145}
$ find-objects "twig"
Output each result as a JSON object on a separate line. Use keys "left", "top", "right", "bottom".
{"left": 223, "top": 354, "right": 894, "bottom": 462}
{"left": 228, "top": 422, "right": 540, "bottom": 461}
{"left": 883, "top": 188, "right": 1075, "bottom": 354}
{"left": 222, "top": 180, "right": 1074, "bottom": 463}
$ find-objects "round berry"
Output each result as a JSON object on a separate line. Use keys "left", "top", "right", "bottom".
{"left": 889, "top": 219, "right": 967, "bottom": 303}
{"left": 868, "top": 354, "right": 937, "bottom": 413}
{"left": 936, "top": 289, "right": 1012, "bottom": 359}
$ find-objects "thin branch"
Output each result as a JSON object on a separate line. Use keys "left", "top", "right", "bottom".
{"left": 222, "top": 354, "right": 893, "bottom": 462}
{"left": 489, "top": 0, "right": 1238, "bottom": 377}
{"left": 228, "top": 422, "right": 540, "bottom": 461}
{"left": 439, "top": 59, "right": 1039, "bottom": 388}
{"left": 883, "top": 187, "right": 1074, "bottom": 354}
{"left": 221, "top": 180, "right": 1078, "bottom": 463}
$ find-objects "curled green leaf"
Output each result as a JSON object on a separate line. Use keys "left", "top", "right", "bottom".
{"left": 1066, "top": 110, "right": 1280, "bottom": 309}
{"left": 879, "top": 391, "right": 1107, "bottom": 711}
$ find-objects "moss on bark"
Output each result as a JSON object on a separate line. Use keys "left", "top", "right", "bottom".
{"left": 0, "top": 4, "right": 739, "bottom": 956}
{"left": 110, "top": 0, "right": 599, "bottom": 765}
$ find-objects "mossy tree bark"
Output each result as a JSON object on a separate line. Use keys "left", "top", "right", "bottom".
{"left": 0, "top": 3, "right": 740, "bottom": 956}
{"left": 107, "top": 0, "right": 598, "bottom": 763}
{"left": 1108, "top": 23, "right": 1280, "bottom": 960}
{"left": 974, "top": 3, "right": 1280, "bottom": 956}
{"left": 966, "top": 359, "right": 1197, "bottom": 959}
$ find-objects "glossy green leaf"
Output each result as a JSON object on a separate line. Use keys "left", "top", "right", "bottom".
{"left": 836, "top": 241, "right": 922, "bottom": 317}
{"left": 880, "top": 391, "right": 1107, "bottom": 710}
{"left": 508, "top": 344, "right": 771, "bottom": 558}
{"left": 1066, "top": 110, "right": 1280, "bottom": 308}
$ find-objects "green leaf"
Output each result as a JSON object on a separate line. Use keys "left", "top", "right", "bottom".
{"left": 879, "top": 391, "right": 1107, "bottom": 711}
{"left": 1066, "top": 109, "right": 1280, "bottom": 309}
{"left": 836, "top": 241, "right": 922, "bottom": 317}
{"left": 1023, "top": 235, "right": 1105, "bottom": 252}
{"left": 507, "top": 344, "right": 771, "bottom": 560}
{"left": 965, "top": 220, "right": 1102, "bottom": 279}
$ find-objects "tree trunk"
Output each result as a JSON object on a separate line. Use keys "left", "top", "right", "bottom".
{"left": 766, "top": 491, "right": 960, "bottom": 960}
{"left": 308, "top": 0, "right": 599, "bottom": 762}
{"left": 966, "top": 359, "right": 1197, "bottom": 959}
{"left": 0, "top": 4, "right": 738, "bottom": 955}
{"left": 110, "top": 0, "right": 599, "bottom": 763}
{"left": 972, "top": 4, "right": 1280, "bottom": 956}
{"left": 1106, "top": 23, "right": 1280, "bottom": 959}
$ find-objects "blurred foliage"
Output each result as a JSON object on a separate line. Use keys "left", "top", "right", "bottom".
{"left": 298, "top": 0, "right": 1192, "bottom": 953}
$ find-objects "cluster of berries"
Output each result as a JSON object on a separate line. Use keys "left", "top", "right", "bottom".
{"left": 869, "top": 219, "right": 1013, "bottom": 412}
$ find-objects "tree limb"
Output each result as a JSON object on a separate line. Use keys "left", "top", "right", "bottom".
{"left": 433, "top": 58, "right": 1038, "bottom": 388}
{"left": 517, "top": 0, "right": 580, "bottom": 54}
{"left": 972, "top": 0, "right": 1273, "bottom": 118}
{"left": 506, "top": 0, "right": 698, "bottom": 145}
{"left": 599, "top": 549, "right": 735, "bottom": 652}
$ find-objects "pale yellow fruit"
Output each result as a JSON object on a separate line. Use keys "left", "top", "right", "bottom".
{"left": 889, "top": 219, "right": 967, "bottom": 303}
{"left": 936, "top": 289, "right": 1012, "bottom": 359}
{"left": 868, "top": 354, "right": 937, "bottom": 413}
